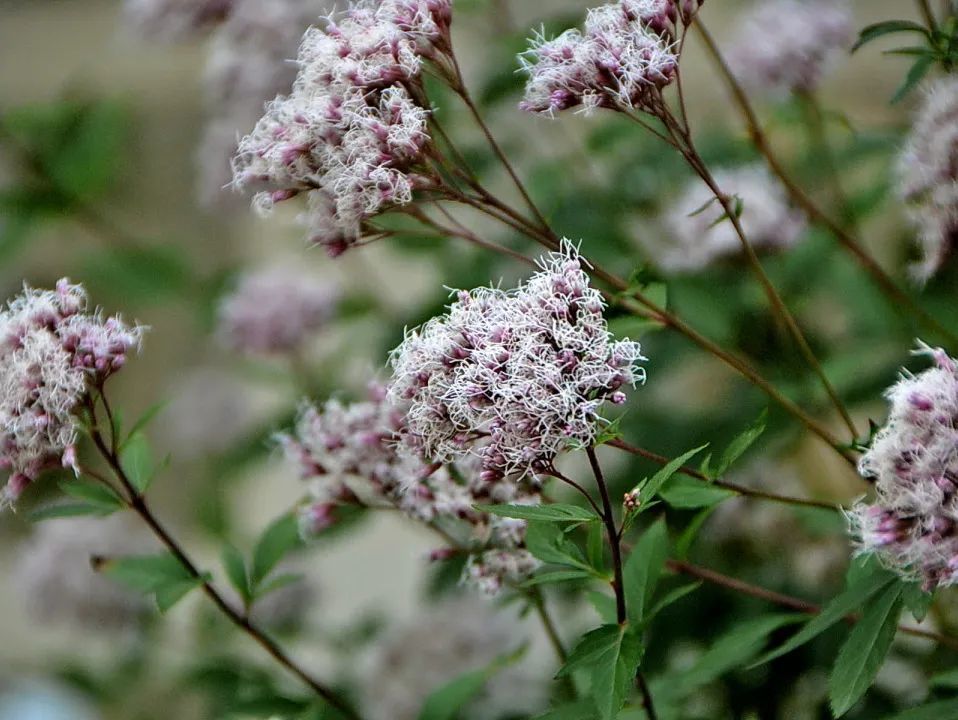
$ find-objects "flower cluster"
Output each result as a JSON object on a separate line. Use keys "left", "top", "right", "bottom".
{"left": 851, "top": 345, "right": 958, "bottom": 591}
{"left": 389, "top": 242, "right": 646, "bottom": 481}
{"left": 897, "top": 78, "right": 958, "bottom": 282}
{"left": 232, "top": 1, "right": 452, "bottom": 255}
{"left": 726, "top": 0, "right": 853, "bottom": 97}
{"left": 123, "top": 0, "right": 234, "bottom": 41}
{"left": 13, "top": 515, "right": 153, "bottom": 630}
{"left": 362, "top": 596, "right": 548, "bottom": 720}
{"left": 280, "top": 381, "right": 541, "bottom": 593}
{"left": 198, "top": 0, "right": 323, "bottom": 207}
{"left": 0, "top": 280, "right": 143, "bottom": 507}
{"left": 652, "top": 164, "right": 805, "bottom": 272}
{"left": 217, "top": 265, "right": 339, "bottom": 356}
{"left": 518, "top": 0, "right": 690, "bottom": 115}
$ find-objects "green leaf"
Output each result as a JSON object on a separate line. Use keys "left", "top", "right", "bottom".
{"left": 592, "top": 627, "right": 643, "bottom": 720}
{"left": 479, "top": 503, "right": 598, "bottom": 523}
{"left": 120, "top": 432, "right": 154, "bottom": 494}
{"left": 28, "top": 502, "right": 118, "bottom": 521}
{"left": 417, "top": 646, "right": 525, "bottom": 720}
{"left": 121, "top": 402, "right": 167, "bottom": 450}
{"left": 524, "top": 521, "right": 591, "bottom": 570}
{"left": 522, "top": 569, "right": 596, "bottom": 587}
{"left": 750, "top": 567, "right": 895, "bottom": 668}
{"left": 623, "top": 518, "right": 668, "bottom": 625}
{"left": 675, "top": 506, "right": 718, "bottom": 559}
{"left": 154, "top": 578, "right": 204, "bottom": 613}
{"left": 715, "top": 410, "right": 766, "bottom": 477}
{"left": 255, "top": 572, "right": 305, "bottom": 600}
{"left": 630, "top": 445, "right": 708, "bottom": 508}
{"left": 557, "top": 625, "right": 622, "bottom": 678}
{"left": 532, "top": 699, "right": 599, "bottom": 720}
{"left": 930, "top": 668, "right": 958, "bottom": 689}
{"left": 880, "top": 700, "right": 958, "bottom": 720}
{"left": 852, "top": 20, "right": 930, "bottom": 52}
{"left": 645, "top": 582, "right": 702, "bottom": 621}
{"left": 892, "top": 55, "right": 935, "bottom": 104}
{"left": 97, "top": 551, "right": 205, "bottom": 612}
{"left": 901, "top": 581, "right": 933, "bottom": 622}
{"left": 59, "top": 478, "right": 124, "bottom": 510}
{"left": 222, "top": 545, "right": 251, "bottom": 605}
{"left": 659, "top": 476, "right": 736, "bottom": 509}
{"left": 829, "top": 583, "right": 903, "bottom": 717}
{"left": 251, "top": 514, "right": 302, "bottom": 587}
{"left": 587, "top": 520, "right": 605, "bottom": 570}
{"left": 587, "top": 591, "right": 618, "bottom": 624}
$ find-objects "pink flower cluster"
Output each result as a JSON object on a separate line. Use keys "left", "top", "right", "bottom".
{"left": 519, "top": 0, "right": 691, "bottom": 115}
{"left": 217, "top": 265, "right": 339, "bottom": 356}
{"left": 232, "top": 1, "right": 452, "bottom": 256}
{"left": 851, "top": 345, "right": 958, "bottom": 590}
{"left": 280, "top": 381, "right": 541, "bottom": 594}
{"left": 389, "top": 242, "right": 646, "bottom": 482}
{"left": 0, "top": 280, "right": 143, "bottom": 507}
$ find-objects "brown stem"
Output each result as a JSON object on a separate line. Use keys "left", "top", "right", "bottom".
{"left": 694, "top": 20, "right": 958, "bottom": 349}
{"left": 607, "top": 438, "right": 844, "bottom": 511}
{"left": 636, "top": 671, "right": 659, "bottom": 720}
{"left": 666, "top": 559, "right": 958, "bottom": 650}
{"left": 85, "top": 399, "right": 360, "bottom": 719}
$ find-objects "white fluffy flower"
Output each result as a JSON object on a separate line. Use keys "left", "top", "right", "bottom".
{"left": 13, "top": 515, "right": 154, "bottom": 630}
{"left": 726, "top": 0, "right": 853, "bottom": 96}
{"left": 519, "top": 0, "right": 679, "bottom": 115}
{"left": 389, "top": 241, "right": 646, "bottom": 480}
{"left": 217, "top": 265, "right": 339, "bottom": 355}
{"left": 231, "top": 1, "right": 442, "bottom": 254}
{"left": 0, "top": 280, "right": 143, "bottom": 507}
{"left": 362, "top": 596, "right": 548, "bottom": 720}
{"left": 851, "top": 345, "right": 958, "bottom": 590}
{"left": 652, "top": 164, "right": 806, "bottom": 272}
{"left": 897, "top": 78, "right": 958, "bottom": 282}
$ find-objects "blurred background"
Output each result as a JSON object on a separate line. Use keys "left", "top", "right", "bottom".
{"left": 0, "top": 1, "right": 953, "bottom": 718}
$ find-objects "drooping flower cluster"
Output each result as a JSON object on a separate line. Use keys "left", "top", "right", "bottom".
{"left": 216, "top": 265, "right": 339, "bottom": 356}
{"left": 13, "top": 515, "right": 154, "bottom": 630}
{"left": 198, "top": 0, "right": 324, "bottom": 207}
{"left": 389, "top": 242, "right": 646, "bottom": 481}
{"left": 518, "top": 0, "right": 692, "bottom": 115}
{"left": 726, "top": 0, "right": 853, "bottom": 97}
{"left": 361, "top": 596, "right": 548, "bottom": 720}
{"left": 280, "top": 382, "right": 541, "bottom": 593}
{"left": 851, "top": 345, "right": 958, "bottom": 591}
{"left": 897, "top": 78, "right": 958, "bottom": 282}
{"left": 232, "top": 1, "right": 452, "bottom": 255}
{"left": 0, "top": 280, "right": 143, "bottom": 507}
{"left": 652, "top": 164, "right": 806, "bottom": 272}
{"left": 123, "top": 0, "right": 234, "bottom": 41}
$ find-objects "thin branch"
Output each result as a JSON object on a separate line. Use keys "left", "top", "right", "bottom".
{"left": 607, "top": 438, "right": 844, "bottom": 512}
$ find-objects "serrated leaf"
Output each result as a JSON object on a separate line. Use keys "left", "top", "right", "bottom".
{"left": 59, "top": 479, "right": 124, "bottom": 510}
{"left": 222, "top": 545, "right": 250, "bottom": 605}
{"left": 852, "top": 20, "right": 930, "bottom": 52}
{"left": 120, "top": 432, "right": 155, "bottom": 494}
{"left": 750, "top": 568, "right": 895, "bottom": 668}
{"left": 557, "top": 625, "right": 622, "bottom": 678}
{"left": 479, "top": 503, "right": 597, "bottom": 523}
{"left": 251, "top": 514, "right": 302, "bottom": 587}
{"left": 829, "top": 583, "right": 903, "bottom": 717}
{"left": 524, "top": 521, "right": 591, "bottom": 570}
{"left": 631, "top": 445, "right": 708, "bottom": 507}
{"left": 592, "top": 627, "right": 643, "bottom": 720}
{"left": 659, "top": 476, "right": 737, "bottom": 509}
{"left": 623, "top": 518, "right": 668, "bottom": 625}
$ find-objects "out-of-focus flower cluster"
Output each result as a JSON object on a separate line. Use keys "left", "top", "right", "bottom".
{"left": 280, "top": 381, "right": 541, "bottom": 594}
{"left": 13, "top": 515, "right": 153, "bottom": 630}
{"left": 232, "top": 1, "right": 453, "bottom": 256}
{"left": 726, "top": 0, "right": 853, "bottom": 97}
{"left": 651, "top": 164, "right": 806, "bottom": 272}
{"left": 217, "top": 265, "right": 339, "bottom": 356}
{"left": 519, "top": 0, "right": 691, "bottom": 115}
{"left": 389, "top": 242, "right": 646, "bottom": 482}
{"left": 851, "top": 345, "right": 958, "bottom": 591}
{"left": 0, "top": 280, "right": 143, "bottom": 507}
{"left": 361, "top": 596, "right": 548, "bottom": 720}
{"left": 123, "top": 0, "right": 234, "bottom": 41}
{"left": 897, "top": 78, "right": 958, "bottom": 282}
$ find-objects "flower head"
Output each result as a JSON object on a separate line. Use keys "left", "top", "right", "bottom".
{"left": 231, "top": 0, "right": 446, "bottom": 254}
{"left": 362, "top": 596, "right": 547, "bottom": 720}
{"left": 518, "top": 0, "right": 681, "bottom": 115}
{"left": 726, "top": 0, "right": 853, "bottom": 96}
{"left": 651, "top": 164, "right": 805, "bottom": 272}
{"left": 389, "top": 241, "right": 646, "bottom": 480}
{"left": 897, "top": 78, "right": 958, "bottom": 282}
{"left": 851, "top": 345, "right": 958, "bottom": 590}
{"left": 0, "top": 280, "right": 143, "bottom": 507}
{"left": 217, "top": 265, "right": 339, "bottom": 355}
